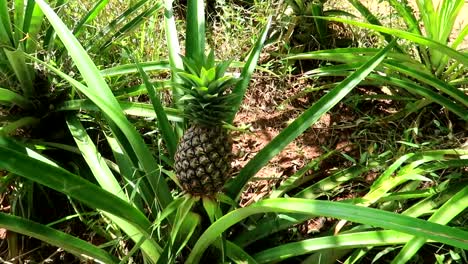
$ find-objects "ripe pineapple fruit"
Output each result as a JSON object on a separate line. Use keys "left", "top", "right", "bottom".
{"left": 174, "top": 53, "right": 240, "bottom": 196}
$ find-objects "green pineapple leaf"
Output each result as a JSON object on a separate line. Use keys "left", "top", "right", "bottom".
{"left": 200, "top": 66, "right": 217, "bottom": 85}
{"left": 215, "top": 59, "right": 234, "bottom": 79}
{"left": 178, "top": 72, "right": 204, "bottom": 87}
{"left": 181, "top": 55, "right": 201, "bottom": 75}
{"left": 196, "top": 86, "right": 209, "bottom": 96}
{"left": 179, "top": 94, "right": 196, "bottom": 101}
{"left": 204, "top": 49, "right": 216, "bottom": 69}
{"left": 208, "top": 76, "right": 240, "bottom": 94}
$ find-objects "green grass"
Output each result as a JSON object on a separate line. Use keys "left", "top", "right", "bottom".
{"left": 0, "top": 0, "right": 466, "bottom": 263}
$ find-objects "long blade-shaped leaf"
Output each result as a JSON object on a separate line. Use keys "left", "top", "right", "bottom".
{"left": 0, "top": 116, "right": 38, "bottom": 135}
{"left": 285, "top": 48, "right": 420, "bottom": 66}
{"left": 67, "top": 115, "right": 162, "bottom": 261}
{"left": 0, "top": 87, "right": 31, "bottom": 108}
{"left": 254, "top": 230, "right": 416, "bottom": 263}
{"left": 347, "top": 0, "right": 399, "bottom": 49}
{"left": 384, "top": 60, "right": 468, "bottom": 107}
{"left": 232, "top": 165, "right": 375, "bottom": 248}
{"left": 0, "top": 137, "right": 153, "bottom": 235}
{"left": 392, "top": 185, "right": 468, "bottom": 264}
{"left": 129, "top": 51, "right": 177, "bottom": 158}
{"left": 34, "top": 0, "right": 173, "bottom": 210}
{"left": 225, "top": 41, "right": 395, "bottom": 201}
{"left": 57, "top": 99, "right": 183, "bottom": 122}
{"left": 387, "top": 0, "right": 420, "bottom": 34}
{"left": 317, "top": 16, "right": 468, "bottom": 66}
{"left": 13, "top": 0, "right": 25, "bottom": 47}
{"left": 73, "top": 0, "right": 110, "bottom": 36}
{"left": 100, "top": 61, "right": 170, "bottom": 77}
{"left": 87, "top": 0, "right": 147, "bottom": 42}
{"left": 0, "top": 213, "right": 118, "bottom": 263}
{"left": 187, "top": 198, "right": 468, "bottom": 263}
{"left": 0, "top": 0, "right": 14, "bottom": 45}
{"left": 98, "top": 4, "right": 162, "bottom": 51}
{"left": 226, "top": 240, "right": 258, "bottom": 264}
{"left": 185, "top": 0, "right": 205, "bottom": 63}
{"left": 163, "top": 0, "right": 182, "bottom": 70}
{"left": 67, "top": 115, "right": 127, "bottom": 197}
{"left": 26, "top": 52, "right": 172, "bottom": 212}
{"left": 371, "top": 74, "right": 468, "bottom": 120}
{"left": 23, "top": 0, "right": 44, "bottom": 53}
{"left": 229, "top": 17, "right": 272, "bottom": 123}
{"left": 451, "top": 23, "right": 468, "bottom": 50}
{"left": 164, "top": 0, "right": 183, "bottom": 129}
{"left": 4, "top": 48, "right": 34, "bottom": 98}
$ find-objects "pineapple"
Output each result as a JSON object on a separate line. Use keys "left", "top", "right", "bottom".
{"left": 174, "top": 53, "right": 240, "bottom": 196}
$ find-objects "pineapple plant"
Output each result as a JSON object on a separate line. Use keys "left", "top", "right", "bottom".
{"left": 174, "top": 52, "right": 240, "bottom": 196}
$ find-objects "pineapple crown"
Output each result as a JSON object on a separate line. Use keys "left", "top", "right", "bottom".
{"left": 175, "top": 51, "right": 241, "bottom": 126}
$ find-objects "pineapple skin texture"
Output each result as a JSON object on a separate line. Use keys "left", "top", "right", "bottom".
{"left": 174, "top": 125, "right": 232, "bottom": 196}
